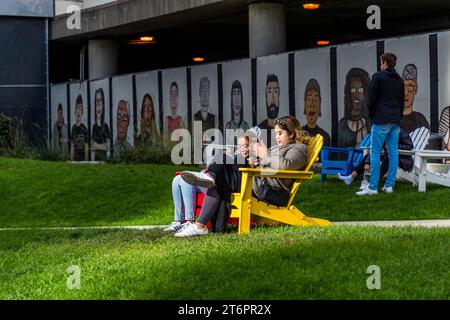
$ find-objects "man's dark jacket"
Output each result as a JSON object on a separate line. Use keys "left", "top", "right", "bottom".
{"left": 367, "top": 68, "right": 405, "bottom": 125}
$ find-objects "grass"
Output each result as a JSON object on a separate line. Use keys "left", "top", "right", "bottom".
{"left": 1, "top": 157, "right": 449, "bottom": 300}
{"left": 0, "top": 226, "right": 449, "bottom": 299}
{"left": 1, "top": 156, "right": 450, "bottom": 228}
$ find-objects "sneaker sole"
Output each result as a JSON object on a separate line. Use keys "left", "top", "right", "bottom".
{"left": 181, "top": 172, "right": 215, "bottom": 188}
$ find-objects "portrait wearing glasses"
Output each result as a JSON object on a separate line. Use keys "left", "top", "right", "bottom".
{"left": 114, "top": 100, "right": 132, "bottom": 156}
{"left": 338, "top": 67, "right": 371, "bottom": 148}
{"left": 400, "top": 64, "right": 429, "bottom": 134}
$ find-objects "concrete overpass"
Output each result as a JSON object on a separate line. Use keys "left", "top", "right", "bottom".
{"left": 49, "top": 0, "right": 450, "bottom": 83}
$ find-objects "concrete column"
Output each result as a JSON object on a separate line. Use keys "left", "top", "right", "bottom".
{"left": 248, "top": 0, "right": 286, "bottom": 58}
{"left": 88, "top": 39, "right": 118, "bottom": 79}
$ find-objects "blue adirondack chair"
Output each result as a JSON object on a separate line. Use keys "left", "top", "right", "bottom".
{"left": 320, "top": 134, "right": 371, "bottom": 182}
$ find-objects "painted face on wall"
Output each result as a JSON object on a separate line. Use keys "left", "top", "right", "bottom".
{"left": 304, "top": 89, "right": 320, "bottom": 126}
{"left": 75, "top": 103, "right": 83, "bottom": 124}
{"left": 142, "top": 96, "right": 153, "bottom": 133}
{"left": 95, "top": 92, "right": 103, "bottom": 123}
{"left": 403, "top": 79, "right": 416, "bottom": 111}
{"left": 117, "top": 101, "right": 130, "bottom": 141}
{"left": 266, "top": 80, "right": 280, "bottom": 119}
{"left": 350, "top": 77, "right": 364, "bottom": 118}
{"left": 57, "top": 108, "right": 64, "bottom": 126}
{"left": 199, "top": 79, "right": 210, "bottom": 113}
{"left": 170, "top": 85, "right": 178, "bottom": 116}
{"left": 232, "top": 87, "right": 242, "bottom": 115}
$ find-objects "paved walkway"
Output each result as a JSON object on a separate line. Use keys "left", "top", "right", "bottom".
{"left": 1, "top": 220, "right": 450, "bottom": 231}
{"left": 334, "top": 219, "right": 450, "bottom": 228}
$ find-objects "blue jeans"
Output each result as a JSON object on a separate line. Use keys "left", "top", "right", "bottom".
{"left": 172, "top": 175, "right": 206, "bottom": 222}
{"left": 369, "top": 123, "right": 400, "bottom": 190}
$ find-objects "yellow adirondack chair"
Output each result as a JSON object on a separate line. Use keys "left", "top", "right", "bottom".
{"left": 229, "top": 134, "right": 332, "bottom": 234}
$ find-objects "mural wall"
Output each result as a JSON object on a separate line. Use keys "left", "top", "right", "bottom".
{"left": 50, "top": 30, "right": 450, "bottom": 161}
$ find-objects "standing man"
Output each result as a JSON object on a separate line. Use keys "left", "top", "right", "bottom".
{"left": 357, "top": 53, "right": 404, "bottom": 196}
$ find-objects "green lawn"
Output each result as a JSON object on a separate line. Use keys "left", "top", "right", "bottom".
{"left": 1, "top": 157, "right": 449, "bottom": 300}
{"left": 1, "top": 157, "right": 450, "bottom": 228}
{"left": 0, "top": 226, "right": 449, "bottom": 299}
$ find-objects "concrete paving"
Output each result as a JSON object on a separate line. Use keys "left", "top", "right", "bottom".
{"left": 1, "top": 220, "right": 450, "bottom": 231}
{"left": 334, "top": 219, "right": 450, "bottom": 228}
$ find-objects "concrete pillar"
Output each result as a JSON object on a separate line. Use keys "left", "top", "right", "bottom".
{"left": 248, "top": 0, "right": 286, "bottom": 58}
{"left": 88, "top": 39, "right": 118, "bottom": 79}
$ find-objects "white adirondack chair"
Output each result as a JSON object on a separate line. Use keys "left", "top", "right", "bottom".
{"left": 397, "top": 127, "right": 430, "bottom": 185}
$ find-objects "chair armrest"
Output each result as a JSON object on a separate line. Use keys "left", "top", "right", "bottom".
{"left": 322, "top": 146, "right": 354, "bottom": 153}
{"left": 398, "top": 149, "right": 415, "bottom": 155}
{"left": 238, "top": 168, "right": 313, "bottom": 179}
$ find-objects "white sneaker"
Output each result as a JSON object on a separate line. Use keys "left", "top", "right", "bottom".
{"left": 382, "top": 186, "right": 393, "bottom": 193}
{"left": 174, "top": 223, "right": 209, "bottom": 237}
{"left": 359, "top": 179, "right": 369, "bottom": 191}
{"left": 337, "top": 173, "right": 353, "bottom": 186}
{"left": 163, "top": 221, "right": 182, "bottom": 232}
{"left": 181, "top": 171, "right": 216, "bottom": 188}
{"left": 356, "top": 186, "right": 378, "bottom": 196}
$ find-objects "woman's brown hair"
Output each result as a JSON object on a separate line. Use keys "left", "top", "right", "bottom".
{"left": 275, "top": 115, "right": 310, "bottom": 145}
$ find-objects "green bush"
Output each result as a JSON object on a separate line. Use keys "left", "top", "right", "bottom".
{"left": 109, "top": 134, "right": 174, "bottom": 164}
{"left": 35, "top": 142, "right": 70, "bottom": 162}
{"left": 0, "top": 113, "right": 12, "bottom": 152}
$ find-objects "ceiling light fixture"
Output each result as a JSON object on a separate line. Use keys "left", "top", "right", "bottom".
{"left": 302, "top": 1, "right": 320, "bottom": 10}
{"left": 317, "top": 40, "right": 330, "bottom": 46}
{"left": 193, "top": 57, "right": 205, "bottom": 62}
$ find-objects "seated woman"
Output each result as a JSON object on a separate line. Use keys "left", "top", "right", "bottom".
{"left": 337, "top": 129, "right": 414, "bottom": 191}
{"left": 175, "top": 115, "right": 309, "bottom": 237}
{"left": 164, "top": 132, "right": 253, "bottom": 232}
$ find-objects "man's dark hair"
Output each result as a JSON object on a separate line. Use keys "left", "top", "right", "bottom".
{"left": 231, "top": 80, "right": 244, "bottom": 123}
{"left": 344, "top": 68, "right": 370, "bottom": 120}
{"left": 57, "top": 103, "right": 63, "bottom": 112}
{"left": 304, "top": 78, "right": 321, "bottom": 101}
{"left": 75, "top": 94, "right": 83, "bottom": 107}
{"left": 266, "top": 74, "right": 279, "bottom": 86}
{"left": 380, "top": 53, "right": 397, "bottom": 69}
{"left": 170, "top": 81, "right": 178, "bottom": 90}
{"left": 94, "top": 88, "right": 105, "bottom": 124}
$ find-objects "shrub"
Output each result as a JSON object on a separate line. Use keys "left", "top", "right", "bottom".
{"left": 109, "top": 134, "right": 174, "bottom": 164}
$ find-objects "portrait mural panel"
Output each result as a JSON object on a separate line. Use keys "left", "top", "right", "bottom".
{"left": 135, "top": 71, "right": 160, "bottom": 144}
{"left": 337, "top": 42, "right": 377, "bottom": 148}
{"left": 90, "top": 78, "right": 111, "bottom": 161}
{"left": 385, "top": 35, "right": 431, "bottom": 134}
{"left": 191, "top": 63, "right": 219, "bottom": 143}
{"left": 438, "top": 31, "right": 450, "bottom": 150}
{"left": 222, "top": 58, "right": 252, "bottom": 133}
{"left": 162, "top": 67, "right": 188, "bottom": 135}
{"left": 295, "top": 48, "right": 332, "bottom": 147}
{"left": 50, "top": 83, "right": 69, "bottom": 152}
{"left": 69, "top": 81, "right": 89, "bottom": 161}
{"left": 112, "top": 75, "right": 134, "bottom": 156}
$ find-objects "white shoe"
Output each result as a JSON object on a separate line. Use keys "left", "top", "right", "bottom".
{"left": 337, "top": 173, "right": 353, "bottom": 186}
{"left": 181, "top": 171, "right": 216, "bottom": 188}
{"left": 356, "top": 186, "right": 378, "bottom": 196}
{"left": 163, "top": 221, "right": 182, "bottom": 232}
{"left": 359, "top": 179, "right": 369, "bottom": 191}
{"left": 382, "top": 186, "right": 393, "bottom": 193}
{"left": 174, "top": 223, "right": 209, "bottom": 237}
